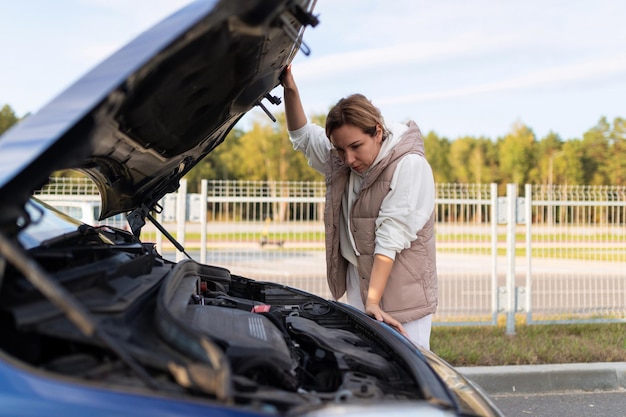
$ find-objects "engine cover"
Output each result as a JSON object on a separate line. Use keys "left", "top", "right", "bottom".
{"left": 182, "top": 305, "right": 297, "bottom": 389}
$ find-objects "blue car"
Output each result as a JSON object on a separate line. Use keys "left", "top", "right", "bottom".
{"left": 0, "top": 1, "right": 502, "bottom": 415}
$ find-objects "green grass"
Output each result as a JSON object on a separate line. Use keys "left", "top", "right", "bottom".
{"left": 436, "top": 247, "right": 626, "bottom": 261}
{"left": 432, "top": 322, "right": 626, "bottom": 366}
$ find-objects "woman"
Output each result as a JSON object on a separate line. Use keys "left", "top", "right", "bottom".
{"left": 281, "top": 66, "right": 438, "bottom": 349}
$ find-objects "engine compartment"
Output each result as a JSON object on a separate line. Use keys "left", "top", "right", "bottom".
{"left": 157, "top": 260, "right": 423, "bottom": 409}
{"left": 0, "top": 224, "right": 424, "bottom": 414}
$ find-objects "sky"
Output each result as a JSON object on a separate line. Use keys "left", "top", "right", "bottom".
{"left": 1, "top": 0, "right": 625, "bottom": 141}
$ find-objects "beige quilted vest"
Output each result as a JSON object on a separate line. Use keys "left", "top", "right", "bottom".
{"left": 323, "top": 120, "right": 438, "bottom": 323}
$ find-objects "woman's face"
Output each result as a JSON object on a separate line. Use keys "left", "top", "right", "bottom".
{"left": 330, "top": 123, "right": 383, "bottom": 173}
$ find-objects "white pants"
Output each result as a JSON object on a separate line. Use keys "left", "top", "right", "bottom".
{"left": 346, "top": 264, "right": 432, "bottom": 350}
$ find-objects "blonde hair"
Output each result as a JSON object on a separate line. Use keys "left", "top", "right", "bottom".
{"left": 325, "top": 94, "right": 389, "bottom": 141}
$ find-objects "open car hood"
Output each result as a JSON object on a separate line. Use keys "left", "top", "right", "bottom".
{"left": 0, "top": 0, "right": 318, "bottom": 234}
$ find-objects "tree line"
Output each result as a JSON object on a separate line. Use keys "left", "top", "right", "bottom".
{"left": 185, "top": 112, "right": 626, "bottom": 194}
{"left": 1, "top": 103, "right": 624, "bottom": 193}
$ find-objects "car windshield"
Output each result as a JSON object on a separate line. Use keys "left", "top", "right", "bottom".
{"left": 18, "top": 198, "right": 83, "bottom": 249}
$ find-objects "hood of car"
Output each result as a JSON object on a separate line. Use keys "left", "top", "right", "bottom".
{"left": 0, "top": 0, "right": 317, "bottom": 234}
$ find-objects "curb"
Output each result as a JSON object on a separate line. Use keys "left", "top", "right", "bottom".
{"left": 457, "top": 362, "right": 626, "bottom": 395}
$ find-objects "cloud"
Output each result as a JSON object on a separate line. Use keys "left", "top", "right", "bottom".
{"left": 295, "top": 32, "right": 519, "bottom": 79}
{"left": 372, "top": 53, "right": 626, "bottom": 106}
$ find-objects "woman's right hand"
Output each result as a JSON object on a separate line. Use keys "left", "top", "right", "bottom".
{"left": 280, "top": 64, "right": 297, "bottom": 91}
{"left": 281, "top": 64, "right": 307, "bottom": 131}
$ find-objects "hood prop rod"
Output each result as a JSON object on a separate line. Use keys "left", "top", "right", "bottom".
{"left": 146, "top": 212, "right": 192, "bottom": 260}
{"left": 128, "top": 204, "right": 191, "bottom": 259}
{"left": 0, "top": 231, "right": 160, "bottom": 390}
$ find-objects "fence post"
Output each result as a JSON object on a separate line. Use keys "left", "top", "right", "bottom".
{"left": 491, "top": 183, "right": 499, "bottom": 323}
{"left": 175, "top": 179, "right": 187, "bottom": 262}
{"left": 505, "top": 183, "right": 517, "bottom": 335}
{"left": 200, "top": 179, "right": 208, "bottom": 264}
{"left": 524, "top": 184, "right": 532, "bottom": 323}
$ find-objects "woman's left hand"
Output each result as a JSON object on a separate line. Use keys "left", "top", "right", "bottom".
{"left": 365, "top": 303, "right": 408, "bottom": 337}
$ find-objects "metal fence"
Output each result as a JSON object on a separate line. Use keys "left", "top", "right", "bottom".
{"left": 35, "top": 178, "right": 626, "bottom": 330}
{"left": 524, "top": 184, "right": 626, "bottom": 326}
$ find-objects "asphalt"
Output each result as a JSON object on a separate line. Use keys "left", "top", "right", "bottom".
{"left": 457, "top": 362, "right": 626, "bottom": 395}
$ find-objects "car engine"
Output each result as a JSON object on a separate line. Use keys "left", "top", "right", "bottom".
{"left": 0, "top": 224, "right": 423, "bottom": 414}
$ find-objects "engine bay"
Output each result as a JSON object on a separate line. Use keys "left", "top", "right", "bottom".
{"left": 0, "top": 224, "right": 424, "bottom": 414}
{"left": 159, "top": 260, "right": 422, "bottom": 404}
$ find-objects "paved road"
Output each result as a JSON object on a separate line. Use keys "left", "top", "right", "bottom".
{"left": 460, "top": 362, "right": 626, "bottom": 417}
{"left": 492, "top": 390, "right": 626, "bottom": 417}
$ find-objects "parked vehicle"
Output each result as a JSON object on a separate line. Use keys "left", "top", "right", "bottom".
{"left": 36, "top": 198, "right": 128, "bottom": 229}
{"left": 0, "top": 0, "right": 502, "bottom": 415}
